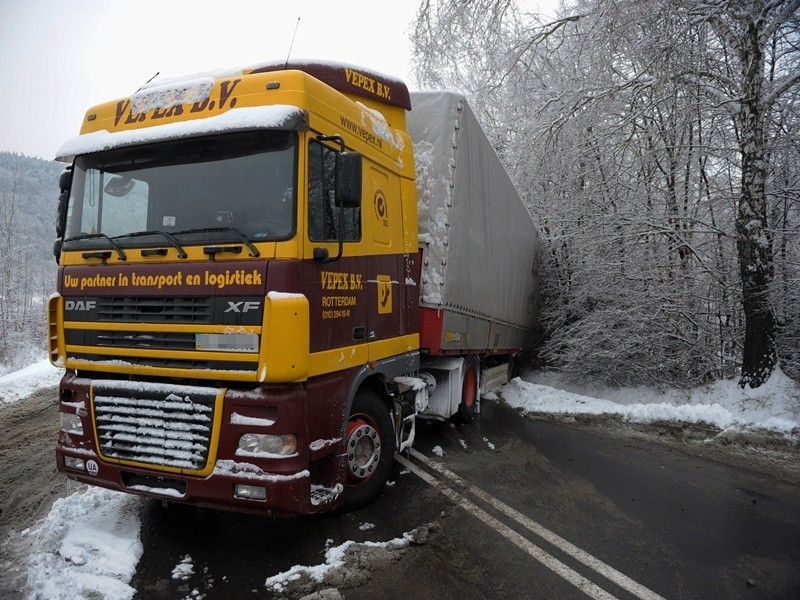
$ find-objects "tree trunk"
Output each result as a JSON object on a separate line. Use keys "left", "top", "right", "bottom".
{"left": 734, "top": 15, "right": 777, "bottom": 388}
{"left": 736, "top": 154, "right": 777, "bottom": 388}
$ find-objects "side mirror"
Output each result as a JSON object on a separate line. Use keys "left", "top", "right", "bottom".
{"left": 336, "top": 151, "right": 362, "bottom": 208}
{"left": 59, "top": 168, "right": 72, "bottom": 192}
{"left": 55, "top": 168, "right": 71, "bottom": 262}
{"left": 56, "top": 191, "right": 68, "bottom": 238}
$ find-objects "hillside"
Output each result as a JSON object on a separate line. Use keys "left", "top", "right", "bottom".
{"left": 0, "top": 152, "right": 64, "bottom": 373}
{"left": 0, "top": 152, "right": 63, "bottom": 264}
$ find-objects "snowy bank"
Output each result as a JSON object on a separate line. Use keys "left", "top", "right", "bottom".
{"left": 20, "top": 488, "right": 142, "bottom": 600}
{"left": 496, "top": 367, "right": 800, "bottom": 435}
{"left": 5, "top": 359, "right": 798, "bottom": 433}
{"left": 0, "top": 359, "right": 63, "bottom": 405}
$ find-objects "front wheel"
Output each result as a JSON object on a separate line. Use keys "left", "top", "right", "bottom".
{"left": 342, "top": 388, "right": 395, "bottom": 510}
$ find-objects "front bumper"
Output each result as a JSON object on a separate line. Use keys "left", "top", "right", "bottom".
{"left": 55, "top": 373, "right": 347, "bottom": 516}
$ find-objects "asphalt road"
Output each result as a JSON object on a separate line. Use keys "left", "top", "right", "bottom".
{"left": 131, "top": 399, "right": 800, "bottom": 600}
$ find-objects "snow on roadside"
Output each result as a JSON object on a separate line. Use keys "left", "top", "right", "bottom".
{"left": 20, "top": 487, "right": 142, "bottom": 600}
{"left": 0, "top": 360, "right": 63, "bottom": 405}
{"left": 264, "top": 536, "right": 409, "bottom": 594}
{"left": 7, "top": 359, "right": 798, "bottom": 433}
{"left": 497, "top": 367, "right": 800, "bottom": 435}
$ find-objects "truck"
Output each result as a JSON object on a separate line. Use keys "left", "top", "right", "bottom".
{"left": 49, "top": 60, "right": 540, "bottom": 516}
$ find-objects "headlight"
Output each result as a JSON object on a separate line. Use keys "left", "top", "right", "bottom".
{"left": 238, "top": 433, "right": 297, "bottom": 456}
{"left": 60, "top": 412, "right": 83, "bottom": 435}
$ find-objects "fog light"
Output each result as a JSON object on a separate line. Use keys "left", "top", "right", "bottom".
{"left": 64, "top": 456, "right": 85, "bottom": 471}
{"left": 60, "top": 412, "right": 83, "bottom": 435}
{"left": 238, "top": 433, "right": 298, "bottom": 456}
{"left": 235, "top": 484, "right": 266, "bottom": 500}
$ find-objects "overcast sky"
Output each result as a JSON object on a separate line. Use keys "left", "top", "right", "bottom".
{"left": 0, "top": 0, "right": 420, "bottom": 161}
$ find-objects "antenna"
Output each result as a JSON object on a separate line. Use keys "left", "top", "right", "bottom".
{"left": 285, "top": 17, "right": 300, "bottom": 68}
{"left": 135, "top": 72, "right": 160, "bottom": 94}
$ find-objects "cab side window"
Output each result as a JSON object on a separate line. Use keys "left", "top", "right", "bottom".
{"left": 308, "top": 140, "right": 360, "bottom": 242}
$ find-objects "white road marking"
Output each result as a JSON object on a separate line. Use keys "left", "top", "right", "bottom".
{"left": 397, "top": 455, "right": 618, "bottom": 600}
{"left": 404, "top": 448, "right": 667, "bottom": 600}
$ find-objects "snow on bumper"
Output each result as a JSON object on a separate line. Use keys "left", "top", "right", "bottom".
{"left": 55, "top": 447, "right": 332, "bottom": 515}
{"left": 55, "top": 373, "right": 346, "bottom": 516}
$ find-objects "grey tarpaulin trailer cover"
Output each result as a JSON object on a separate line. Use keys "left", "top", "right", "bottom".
{"left": 409, "top": 90, "right": 541, "bottom": 355}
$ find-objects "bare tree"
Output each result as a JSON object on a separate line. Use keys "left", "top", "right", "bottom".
{"left": 681, "top": 0, "right": 800, "bottom": 387}
{"left": 0, "top": 166, "right": 23, "bottom": 364}
{"left": 0, "top": 154, "right": 60, "bottom": 373}
{"left": 768, "top": 59, "right": 800, "bottom": 381}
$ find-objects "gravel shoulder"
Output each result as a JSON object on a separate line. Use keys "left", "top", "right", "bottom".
{"left": 0, "top": 386, "right": 79, "bottom": 540}
{"left": 0, "top": 386, "right": 85, "bottom": 598}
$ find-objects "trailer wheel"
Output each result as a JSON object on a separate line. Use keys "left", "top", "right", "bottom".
{"left": 507, "top": 354, "right": 520, "bottom": 380}
{"left": 343, "top": 388, "right": 395, "bottom": 509}
{"left": 454, "top": 355, "right": 480, "bottom": 423}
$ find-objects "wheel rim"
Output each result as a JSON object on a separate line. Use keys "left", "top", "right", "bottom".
{"left": 463, "top": 364, "right": 477, "bottom": 409}
{"left": 346, "top": 414, "right": 382, "bottom": 482}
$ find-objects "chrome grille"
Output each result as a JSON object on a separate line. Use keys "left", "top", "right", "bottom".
{"left": 92, "top": 381, "right": 218, "bottom": 471}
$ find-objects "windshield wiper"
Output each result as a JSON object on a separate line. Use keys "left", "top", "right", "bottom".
{"left": 118, "top": 230, "right": 188, "bottom": 259}
{"left": 63, "top": 232, "right": 127, "bottom": 261}
{"left": 173, "top": 227, "right": 260, "bottom": 258}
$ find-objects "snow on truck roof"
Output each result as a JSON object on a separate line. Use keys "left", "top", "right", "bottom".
{"left": 55, "top": 60, "right": 411, "bottom": 161}
{"left": 56, "top": 105, "right": 307, "bottom": 162}
{"left": 142, "top": 59, "right": 411, "bottom": 110}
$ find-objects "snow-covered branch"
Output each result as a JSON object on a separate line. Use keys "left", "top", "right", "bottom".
{"left": 765, "top": 70, "right": 800, "bottom": 107}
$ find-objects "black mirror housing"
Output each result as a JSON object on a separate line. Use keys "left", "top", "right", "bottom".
{"left": 59, "top": 168, "right": 72, "bottom": 192}
{"left": 56, "top": 190, "right": 69, "bottom": 238}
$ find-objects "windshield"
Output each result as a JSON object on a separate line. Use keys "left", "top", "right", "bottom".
{"left": 64, "top": 131, "right": 297, "bottom": 249}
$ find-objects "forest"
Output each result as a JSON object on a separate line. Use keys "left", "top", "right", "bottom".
{"left": 0, "top": 152, "right": 62, "bottom": 375}
{"left": 412, "top": 0, "right": 799, "bottom": 387}
{"left": 0, "top": 0, "right": 797, "bottom": 390}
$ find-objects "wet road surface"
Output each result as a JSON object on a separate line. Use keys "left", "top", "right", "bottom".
{"left": 131, "top": 399, "right": 800, "bottom": 599}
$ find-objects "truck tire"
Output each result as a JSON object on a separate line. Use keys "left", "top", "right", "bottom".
{"left": 342, "top": 388, "right": 395, "bottom": 509}
{"left": 454, "top": 355, "right": 480, "bottom": 423}
{"left": 507, "top": 354, "right": 520, "bottom": 380}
